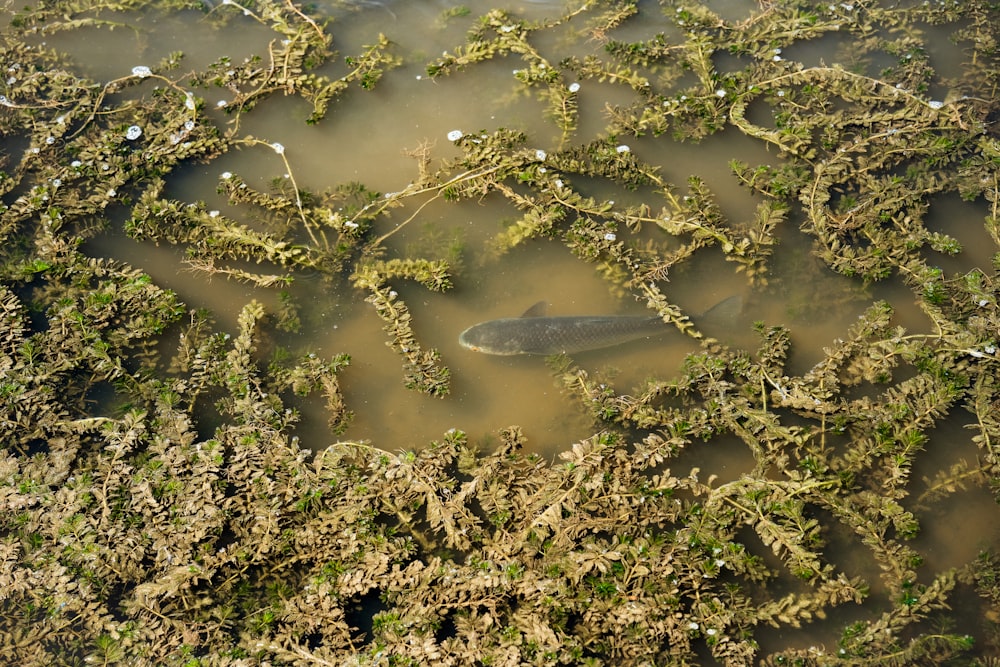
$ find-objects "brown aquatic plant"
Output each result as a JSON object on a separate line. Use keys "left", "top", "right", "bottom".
{"left": 1, "top": 0, "right": 1000, "bottom": 665}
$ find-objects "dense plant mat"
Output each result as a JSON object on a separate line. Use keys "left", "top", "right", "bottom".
{"left": 2, "top": 0, "right": 1000, "bottom": 664}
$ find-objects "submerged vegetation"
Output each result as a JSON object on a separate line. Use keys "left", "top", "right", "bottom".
{"left": 2, "top": 0, "right": 1000, "bottom": 664}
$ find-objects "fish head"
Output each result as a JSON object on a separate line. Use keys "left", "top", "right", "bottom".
{"left": 458, "top": 321, "right": 525, "bottom": 355}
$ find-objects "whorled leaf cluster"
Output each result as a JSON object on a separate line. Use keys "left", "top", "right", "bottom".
{"left": 1, "top": 0, "right": 1000, "bottom": 666}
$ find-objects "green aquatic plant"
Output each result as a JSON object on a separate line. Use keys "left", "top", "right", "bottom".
{"left": 2, "top": 0, "right": 1000, "bottom": 665}
{"left": 351, "top": 260, "right": 452, "bottom": 396}
{"left": 192, "top": 0, "right": 399, "bottom": 126}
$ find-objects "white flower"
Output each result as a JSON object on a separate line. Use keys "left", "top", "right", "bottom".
{"left": 447, "top": 130, "right": 463, "bottom": 141}
{"left": 209, "top": 210, "right": 220, "bottom": 218}
{"left": 688, "top": 622, "right": 699, "bottom": 630}
{"left": 777, "top": 90, "right": 786, "bottom": 97}
{"left": 554, "top": 179, "right": 563, "bottom": 189}
{"left": 604, "top": 232, "right": 617, "bottom": 242}
{"left": 52, "top": 179, "right": 61, "bottom": 187}
{"left": 216, "top": 100, "right": 228, "bottom": 108}
{"left": 715, "top": 559, "right": 725, "bottom": 567}
{"left": 131, "top": 65, "right": 152, "bottom": 78}
{"left": 271, "top": 142, "right": 285, "bottom": 155}
{"left": 45, "top": 136, "right": 55, "bottom": 144}
{"left": 715, "top": 88, "right": 727, "bottom": 97}
{"left": 221, "top": 171, "right": 232, "bottom": 179}
{"left": 773, "top": 55, "right": 783, "bottom": 62}
{"left": 928, "top": 100, "right": 944, "bottom": 109}
{"left": 535, "top": 149, "right": 547, "bottom": 160}
{"left": 125, "top": 125, "right": 142, "bottom": 140}
{"left": 979, "top": 299, "right": 989, "bottom": 307}
{"left": 616, "top": 144, "right": 630, "bottom": 153}
{"left": 568, "top": 82, "right": 580, "bottom": 93}
{"left": 985, "top": 344, "right": 997, "bottom": 354}
{"left": 184, "top": 120, "right": 195, "bottom": 131}
{"left": 706, "top": 628, "right": 717, "bottom": 636}
{"left": 71, "top": 160, "right": 82, "bottom": 168}
{"left": 184, "top": 93, "right": 196, "bottom": 111}
{"left": 107, "top": 188, "right": 116, "bottom": 197}
{"left": 344, "top": 220, "right": 359, "bottom": 229}
{"left": 500, "top": 25, "right": 515, "bottom": 32}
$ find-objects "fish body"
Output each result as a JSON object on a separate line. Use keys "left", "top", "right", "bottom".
{"left": 459, "top": 296, "right": 742, "bottom": 356}
{"left": 459, "top": 313, "right": 666, "bottom": 355}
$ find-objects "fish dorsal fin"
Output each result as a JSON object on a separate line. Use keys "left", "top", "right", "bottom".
{"left": 520, "top": 301, "right": 548, "bottom": 318}
{"left": 699, "top": 294, "right": 743, "bottom": 325}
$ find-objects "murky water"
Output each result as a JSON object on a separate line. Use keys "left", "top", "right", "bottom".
{"left": 23, "top": 0, "right": 972, "bottom": 434}
{"left": 37, "top": 0, "right": 959, "bottom": 457}
{"left": 17, "top": 2, "right": 1000, "bottom": 655}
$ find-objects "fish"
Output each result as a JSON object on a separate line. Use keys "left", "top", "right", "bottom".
{"left": 458, "top": 295, "right": 743, "bottom": 356}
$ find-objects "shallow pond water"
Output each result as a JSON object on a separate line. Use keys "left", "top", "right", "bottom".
{"left": 6, "top": 0, "right": 1000, "bottom": 662}
{"left": 50, "top": 0, "right": 893, "bottom": 456}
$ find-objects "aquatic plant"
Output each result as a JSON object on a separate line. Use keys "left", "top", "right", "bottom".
{"left": 2, "top": 0, "right": 1000, "bottom": 665}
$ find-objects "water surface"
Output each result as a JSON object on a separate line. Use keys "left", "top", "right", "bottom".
{"left": 17, "top": 4, "right": 1000, "bottom": 657}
